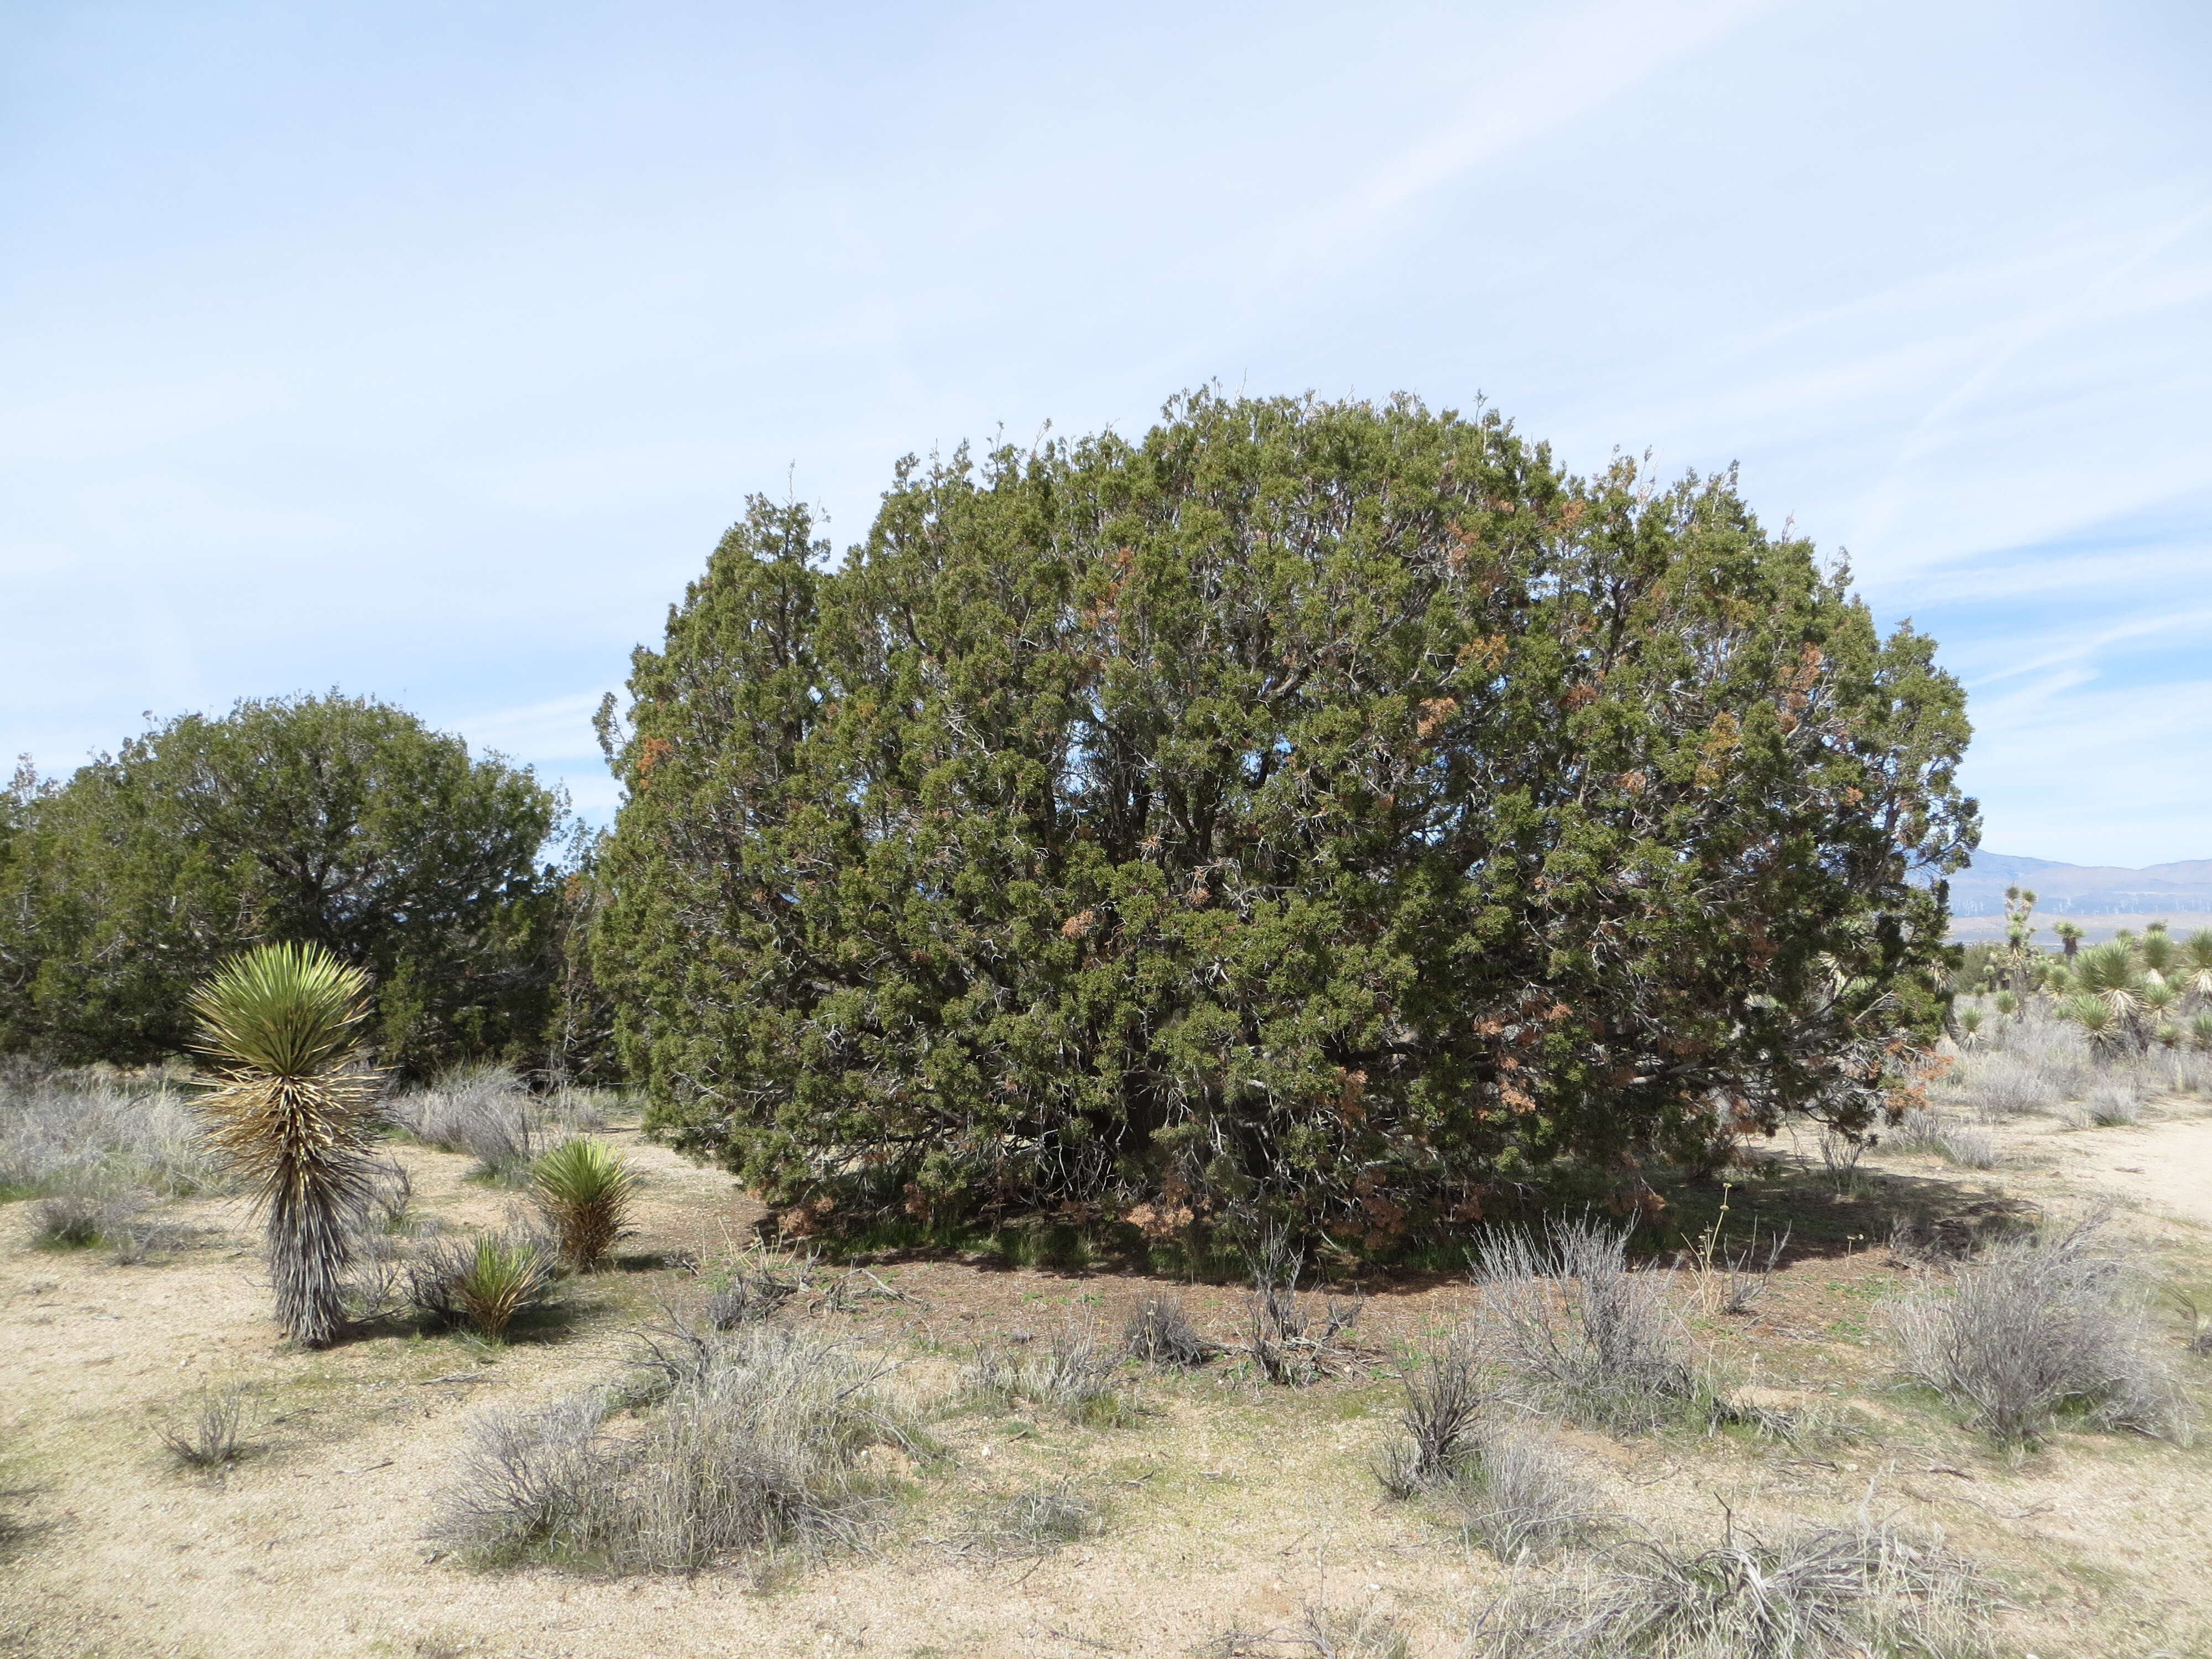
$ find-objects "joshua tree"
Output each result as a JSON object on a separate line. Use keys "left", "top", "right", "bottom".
{"left": 2140, "top": 921, "right": 2177, "bottom": 975}
{"left": 2053, "top": 920, "right": 2083, "bottom": 962}
{"left": 1956, "top": 1002, "right": 1986, "bottom": 1047}
{"left": 189, "top": 942, "right": 383, "bottom": 1347}
{"left": 2183, "top": 930, "right": 2212, "bottom": 1006}
{"left": 2067, "top": 940, "right": 2148, "bottom": 1056}
{"left": 2062, "top": 993, "right": 2127, "bottom": 1058}
{"left": 1995, "top": 885, "right": 2041, "bottom": 1015}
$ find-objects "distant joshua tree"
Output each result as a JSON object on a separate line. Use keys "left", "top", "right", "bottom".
{"left": 2053, "top": 919, "right": 2083, "bottom": 962}
{"left": 1997, "top": 885, "right": 2041, "bottom": 1015}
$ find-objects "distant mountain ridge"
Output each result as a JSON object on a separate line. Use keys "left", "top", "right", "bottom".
{"left": 1936, "top": 851, "right": 2212, "bottom": 917}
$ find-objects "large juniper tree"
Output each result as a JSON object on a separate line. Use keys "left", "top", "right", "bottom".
{"left": 594, "top": 392, "right": 1978, "bottom": 1248}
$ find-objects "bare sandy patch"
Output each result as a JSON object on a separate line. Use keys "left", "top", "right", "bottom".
{"left": 2, "top": 1111, "right": 2208, "bottom": 1659}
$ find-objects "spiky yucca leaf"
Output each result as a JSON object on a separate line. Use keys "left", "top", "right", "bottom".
{"left": 190, "top": 942, "right": 382, "bottom": 1347}
{"left": 531, "top": 1136, "right": 639, "bottom": 1270}
{"left": 190, "top": 940, "right": 371, "bottom": 1078}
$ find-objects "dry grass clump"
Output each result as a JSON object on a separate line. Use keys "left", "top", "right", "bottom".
{"left": 388, "top": 1065, "right": 541, "bottom": 1183}
{"left": 432, "top": 1325, "right": 919, "bottom": 1572}
{"left": 968, "top": 1321, "right": 1133, "bottom": 1424}
{"left": 952, "top": 1480, "right": 1106, "bottom": 1558}
{"left": 1890, "top": 1109, "right": 1997, "bottom": 1170}
{"left": 1887, "top": 1213, "right": 2191, "bottom": 1446}
{"left": 1451, "top": 1423, "right": 1604, "bottom": 1562}
{"left": 1198, "top": 1603, "right": 1414, "bottom": 1659}
{"left": 1463, "top": 1519, "right": 1983, "bottom": 1659}
{"left": 0, "top": 1069, "right": 227, "bottom": 1200}
{"left": 156, "top": 1383, "right": 253, "bottom": 1469}
{"left": 1472, "top": 1215, "right": 1698, "bottom": 1431}
{"left": 408, "top": 1228, "right": 557, "bottom": 1341}
{"left": 1125, "top": 1293, "right": 1214, "bottom": 1367}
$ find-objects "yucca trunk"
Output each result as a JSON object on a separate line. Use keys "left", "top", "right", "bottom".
{"left": 214, "top": 1070, "right": 381, "bottom": 1344}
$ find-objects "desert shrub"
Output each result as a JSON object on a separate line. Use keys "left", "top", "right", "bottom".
{"left": 1463, "top": 1520, "right": 1983, "bottom": 1659}
{"left": 1473, "top": 1214, "right": 1697, "bottom": 1431}
{"left": 408, "top": 1229, "right": 557, "bottom": 1341}
{"left": 1815, "top": 1126, "right": 1867, "bottom": 1192}
{"left": 531, "top": 1136, "right": 638, "bottom": 1270}
{"left": 1245, "top": 1232, "right": 1364, "bottom": 1386}
{"left": 1124, "top": 1292, "right": 1213, "bottom": 1367}
{"left": 542, "top": 1086, "right": 611, "bottom": 1133}
{"left": 1378, "top": 1328, "right": 1491, "bottom": 1496}
{"left": 108, "top": 1214, "right": 198, "bottom": 1265}
{"left": 1885, "top": 1198, "right": 2038, "bottom": 1265}
{"left": 357, "top": 1155, "right": 424, "bottom": 1238}
{"left": 2063, "top": 1081, "right": 2142, "bottom": 1129}
{"left": 1939, "top": 1014, "right": 2092, "bottom": 1119}
{"left": 388, "top": 1065, "right": 540, "bottom": 1182}
{"left": 1887, "top": 1107, "right": 1944, "bottom": 1155}
{"left": 433, "top": 1325, "right": 917, "bottom": 1571}
{"left": 30, "top": 1187, "right": 139, "bottom": 1248}
{"left": 1887, "top": 1214, "right": 2190, "bottom": 1445}
{"left": 954, "top": 1480, "right": 1106, "bottom": 1558}
{"left": 0, "top": 1069, "right": 226, "bottom": 1199}
{"left": 594, "top": 393, "right": 1975, "bottom": 1248}
{"left": 157, "top": 1384, "right": 253, "bottom": 1468}
{"left": 1451, "top": 1422, "right": 1602, "bottom": 1562}
{"left": 1931, "top": 1121, "right": 1996, "bottom": 1168}
{"left": 432, "top": 1390, "right": 609, "bottom": 1557}
{"left": 702, "top": 1246, "right": 812, "bottom": 1329}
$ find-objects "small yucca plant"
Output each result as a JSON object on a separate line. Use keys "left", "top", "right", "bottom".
{"left": 531, "top": 1136, "right": 639, "bottom": 1270}
{"left": 418, "top": 1232, "right": 555, "bottom": 1340}
{"left": 189, "top": 941, "right": 381, "bottom": 1347}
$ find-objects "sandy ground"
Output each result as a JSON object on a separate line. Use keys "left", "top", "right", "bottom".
{"left": 3, "top": 1107, "right": 2210, "bottom": 1658}
{"left": 2020, "top": 1116, "right": 2212, "bottom": 1231}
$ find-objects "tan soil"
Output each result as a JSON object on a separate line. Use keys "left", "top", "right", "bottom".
{"left": 3, "top": 1110, "right": 2209, "bottom": 1658}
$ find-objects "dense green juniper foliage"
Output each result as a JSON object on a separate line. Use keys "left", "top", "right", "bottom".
{"left": 1, "top": 694, "right": 569, "bottom": 1075}
{"left": 593, "top": 392, "right": 1978, "bottom": 1249}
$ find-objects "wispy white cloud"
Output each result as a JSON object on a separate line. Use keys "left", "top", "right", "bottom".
{"left": 1274, "top": 0, "right": 1778, "bottom": 272}
{"left": 447, "top": 691, "right": 611, "bottom": 763}
{"left": 1963, "top": 606, "right": 2212, "bottom": 690}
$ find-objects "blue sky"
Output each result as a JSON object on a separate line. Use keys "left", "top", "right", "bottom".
{"left": 4, "top": 0, "right": 2208, "bottom": 864}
